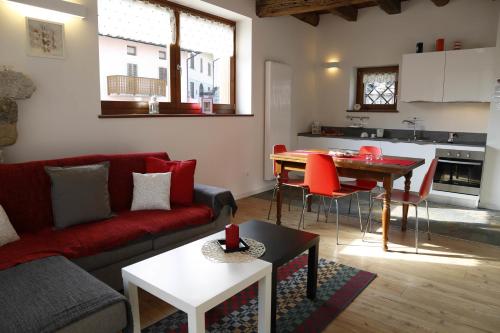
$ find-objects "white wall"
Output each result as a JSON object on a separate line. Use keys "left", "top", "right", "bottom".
{"left": 0, "top": 0, "right": 318, "bottom": 199}
{"left": 480, "top": 12, "right": 500, "bottom": 210}
{"left": 316, "top": 0, "right": 500, "bottom": 132}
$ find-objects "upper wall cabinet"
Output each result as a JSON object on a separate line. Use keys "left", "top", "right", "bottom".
{"left": 443, "top": 48, "right": 496, "bottom": 102}
{"left": 400, "top": 47, "right": 495, "bottom": 103}
{"left": 400, "top": 52, "right": 445, "bottom": 102}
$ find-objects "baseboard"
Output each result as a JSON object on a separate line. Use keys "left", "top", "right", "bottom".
{"left": 428, "top": 193, "right": 479, "bottom": 208}
{"left": 234, "top": 184, "right": 274, "bottom": 200}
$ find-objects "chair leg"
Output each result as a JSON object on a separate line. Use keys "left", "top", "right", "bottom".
{"left": 317, "top": 196, "right": 323, "bottom": 222}
{"left": 415, "top": 204, "right": 419, "bottom": 254}
{"left": 348, "top": 196, "right": 352, "bottom": 215}
{"left": 368, "top": 191, "right": 373, "bottom": 232}
{"left": 267, "top": 186, "right": 277, "bottom": 220}
{"left": 425, "top": 200, "right": 431, "bottom": 241}
{"left": 335, "top": 199, "right": 340, "bottom": 245}
{"left": 356, "top": 193, "right": 363, "bottom": 232}
{"left": 325, "top": 197, "right": 334, "bottom": 223}
{"left": 299, "top": 192, "right": 308, "bottom": 230}
{"left": 362, "top": 197, "right": 374, "bottom": 241}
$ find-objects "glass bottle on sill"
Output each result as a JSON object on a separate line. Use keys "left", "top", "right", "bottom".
{"left": 149, "top": 95, "right": 159, "bottom": 115}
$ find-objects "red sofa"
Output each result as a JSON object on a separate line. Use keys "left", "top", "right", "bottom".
{"left": 0, "top": 152, "right": 234, "bottom": 289}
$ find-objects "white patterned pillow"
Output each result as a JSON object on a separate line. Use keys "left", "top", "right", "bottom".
{"left": 0, "top": 205, "right": 20, "bottom": 247}
{"left": 131, "top": 172, "right": 172, "bottom": 211}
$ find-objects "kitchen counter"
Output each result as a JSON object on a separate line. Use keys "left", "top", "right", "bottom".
{"left": 298, "top": 133, "right": 486, "bottom": 147}
{"left": 298, "top": 127, "right": 487, "bottom": 147}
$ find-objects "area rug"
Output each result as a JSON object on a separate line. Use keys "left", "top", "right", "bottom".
{"left": 142, "top": 255, "right": 376, "bottom": 333}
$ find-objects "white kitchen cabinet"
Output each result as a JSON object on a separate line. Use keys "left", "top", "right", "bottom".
{"left": 443, "top": 48, "right": 496, "bottom": 102}
{"left": 400, "top": 48, "right": 495, "bottom": 103}
{"left": 400, "top": 52, "right": 446, "bottom": 102}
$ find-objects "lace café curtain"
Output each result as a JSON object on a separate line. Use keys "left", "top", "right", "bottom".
{"left": 98, "top": 0, "right": 175, "bottom": 46}
{"left": 363, "top": 72, "right": 397, "bottom": 85}
{"left": 179, "top": 12, "right": 234, "bottom": 58}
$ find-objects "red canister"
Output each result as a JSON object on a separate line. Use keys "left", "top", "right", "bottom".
{"left": 225, "top": 224, "right": 239, "bottom": 250}
{"left": 436, "top": 38, "right": 445, "bottom": 51}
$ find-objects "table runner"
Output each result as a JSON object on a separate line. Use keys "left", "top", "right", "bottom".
{"left": 292, "top": 150, "right": 418, "bottom": 166}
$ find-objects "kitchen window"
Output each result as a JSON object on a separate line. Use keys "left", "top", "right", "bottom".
{"left": 98, "top": 0, "right": 236, "bottom": 116}
{"left": 354, "top": 66, "right": 399, "bottom": 112}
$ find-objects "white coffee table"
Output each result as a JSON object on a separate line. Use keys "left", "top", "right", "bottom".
{"left": 122, "top": 231, "right": 273, "bottom": 333}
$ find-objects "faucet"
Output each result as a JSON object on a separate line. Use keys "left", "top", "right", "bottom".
{"left": 402, "top": 117, "right": 418, "bottom": 141}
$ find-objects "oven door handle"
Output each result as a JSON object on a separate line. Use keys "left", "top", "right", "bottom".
{"left": 437, "top": 159, "right": 482, "bottom": 166}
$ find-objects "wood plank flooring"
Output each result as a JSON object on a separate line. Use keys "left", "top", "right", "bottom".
{"left": 139, "top": 195, "right": 500, "bottom": 332}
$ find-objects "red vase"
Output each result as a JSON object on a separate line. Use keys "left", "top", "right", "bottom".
{"left": 225, "top": 224, "right": 239, "bottom": 250}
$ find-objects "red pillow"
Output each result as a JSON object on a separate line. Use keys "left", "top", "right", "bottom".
{"left": 145, "top": 158, "right": 196, "bottom": 205}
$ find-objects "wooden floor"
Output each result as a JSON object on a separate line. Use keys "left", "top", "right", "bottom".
{"left": 139, "top": 196, "right": 500, "bottom": 332}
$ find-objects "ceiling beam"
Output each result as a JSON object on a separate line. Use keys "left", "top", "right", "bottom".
{"left": 256, "top": 0, "right": 367, "bottom": 17}
{"left": 430, "top": 0, "right": 450, "bottom": 6}
{"left": 332, "top": 5, "right": 358, "bottom": 21}
{"left": 375, "top": 0, "right": 401, "bottom": 14}
{"left": 292, "top": 13, "right": 321, "bottom": 26}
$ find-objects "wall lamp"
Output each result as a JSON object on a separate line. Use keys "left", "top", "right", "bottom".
{"left": 324, "top": 61, "right": 340, "bottom": 69}
{"left": 6, "top": 0, "right": 87, "bottom": 21}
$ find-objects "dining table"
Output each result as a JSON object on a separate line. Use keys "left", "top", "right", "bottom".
{"left": 270, "top": 149, "right": 425, "bottom": 251}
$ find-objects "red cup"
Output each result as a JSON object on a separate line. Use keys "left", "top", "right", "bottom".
{"left": 225, "top": 224, "right": 239, "bottom": 250}
{"left": 436, "top": 38, "right": 445, "bottom": 52}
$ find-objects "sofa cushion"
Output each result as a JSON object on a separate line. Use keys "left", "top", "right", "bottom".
{"left": 45, "top": 162, "right": 113, "bottom": 229}
{"left": 0, "top": 256, "right": 131, "bottom": 333}
{"left": 0, "top": 152, "right": 169, "bottom": 234}
{"left": 0, "top": 204, "right": 212, "bottom": 270}
{"left": 0, "top": 205, "right": 19, "bottom": 246}
{"left": 146, "top": 158, "right": 196, "bottom": 205}
{"left": 131, "top": 172, "right": 171, "bottom": 211}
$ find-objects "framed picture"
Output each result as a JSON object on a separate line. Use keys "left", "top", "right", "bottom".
{"left": 26, "top": 18, "right": 65, "bottom": 59}
{"left": 201, "top": 97, "right": 213, "bottom": 114}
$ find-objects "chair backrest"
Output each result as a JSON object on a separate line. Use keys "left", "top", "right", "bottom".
{"left": 359, "top": 146, "right": 382, "bottom": 158}
{"left": 273, "top": 144, "right": 288, "bottom": 177}
{"left": 304, "top": 154, "right": 341, "bottom": 196}
{"left": 419, "top": 158, "right": 438, "bottom": 198}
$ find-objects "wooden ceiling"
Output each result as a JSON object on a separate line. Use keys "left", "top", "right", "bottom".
{"left": 256, "top": 0, "right": 451, "bottom": 26}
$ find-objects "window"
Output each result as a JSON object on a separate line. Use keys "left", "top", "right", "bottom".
{"left": 189, "top": 82, "right": 195, "bottom": 99}
{"left": 199, "top": 83, "right": 204, "bottom": 97}
{"left": 127, "top": 45, "right": 136, "bottom": 55}
{"left": 355, "top": 66, "right": 399, "bottom": 112}
{"left": 97, "top": 0, "right": 237, "bottom": 115}
{"left": 127, "top": 63, "right": 138, "bottom": 77}
{"left": 189, "top": 54, "right": 195, "bottom": 69}
{"left": 159, "top": 67, "right": 168, "bottom": 82}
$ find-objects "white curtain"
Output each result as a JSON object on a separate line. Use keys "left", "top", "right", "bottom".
{"left": 98, "top": 0, "right": 175, "bottom": 46}
{"left": 179, "top": 12, "right": 234, "bottom": 58}
{"left": 363, "top": 72, "right": 397, "bottom": 84}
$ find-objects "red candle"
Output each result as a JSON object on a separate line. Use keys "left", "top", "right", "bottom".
{"left": 436, "top": 38, "right": 445, "bottom": 52}
{"left": 225, "top": 224, "right": 239, "bottom": 250}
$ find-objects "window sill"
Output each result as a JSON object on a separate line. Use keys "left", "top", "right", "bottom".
{"left": 346, "top": 109, "right": 399, "bottom": 113}
{"left": 98, "top": 113, "right": 254, "bottom": 118}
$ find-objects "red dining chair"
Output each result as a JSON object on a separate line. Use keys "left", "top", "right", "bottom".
{"left": 299, "top": 154, "right": 361, "bottom": 245}
{"left": 267, "top": 144, "right": 306, "bottom": 220}
{"left": 365, "top": 159, "right": 438, "bottom": 253}
{"left": 342, "top": 146, "right": 383, "bottom": 231}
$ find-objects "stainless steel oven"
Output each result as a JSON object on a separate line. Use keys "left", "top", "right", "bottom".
{"left": 433, "top": 148, "right": 485, "bottom": 196}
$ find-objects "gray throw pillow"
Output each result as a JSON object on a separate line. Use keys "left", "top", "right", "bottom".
{"left": 45, "top": 162, "right": 112, "bottom": 229}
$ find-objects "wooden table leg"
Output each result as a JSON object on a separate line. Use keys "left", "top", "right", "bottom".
{"left": 401, "top": 171, "right": 412, "bottom": 232}
{"left": 307, "top": 195, "right": 312, "bottom": 212}
{"left": 382, "top": 176, "right": 393, "bottom": 251}
{"left": 307, "top": 242, "right": 318, "bottom": 300}
{"left": 276, "top": 164, "right": 283, "bottom": 226}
